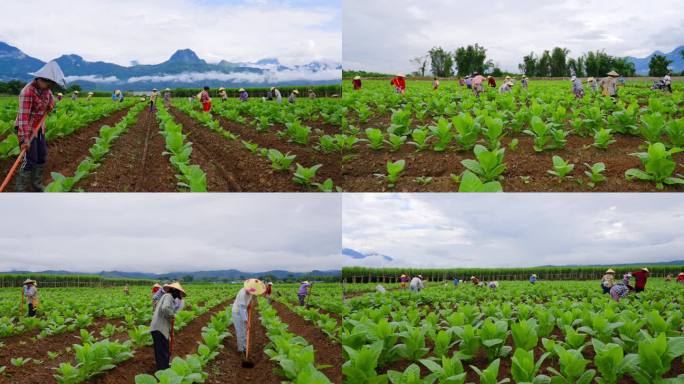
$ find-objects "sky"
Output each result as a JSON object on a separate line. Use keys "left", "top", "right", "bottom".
{"left": 343, "top": 0, "right": 684, "bottom": 74}
{"left": 342, "top": 194, "right": 684, "bottom": 268}
{"left": 0, "top": 0, "right": 341, "bottom": 66}
{"left": 0, "top": 194, "right": 341, "bottom": 273}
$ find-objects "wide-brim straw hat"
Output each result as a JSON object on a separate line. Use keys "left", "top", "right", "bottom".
{"left": 532, "top": 274, "right": 537, "bottom": 278}
{"left": 607, "top": 71, "right": 619, "bottom": 77}
{"left": 400, "top": 274, "right": 407, "bottom": 278}
{"left": 301, "top": 281, "right": 310, "bottom": 285}
{"left": 470, "top": 276, "right": 476, "bottom": 280}
{"left": 163, "top": 282, "right": 187, "bottom": 296}
{"left": 29, "top": 61, "right": 68, "bottom": 88}
{"left": 522, "top": 75, "right": 528, "bottom": 78}
{"left": 270, "top": 87, "right": 276, "bottom": 91}
{"left": 243, "top": 278, "right": 266, "bottom": 295}
{"left": 641, "top": 268, "right": 650, "bottom": 273}
{"left": 417, "top": 275, "right": 423, "bottom": 279}
{"left": 678, "top": 272, "right": 684, "bottom": 276}
{"left": 74, "top": 91, "right": 79, "bottom": 94}
{"left": 587, "top": 77, "right": 595, "bottom": 81}
{"left": 219, "top": 87, "right": 225, "bottom": 91}
{"left": 606, "top": 269, "right": 615, "bottom": 274}
{"left": 505, "top": 76, "right": 511, "bottom": 80}
{"left": 57, "top": 92, "right": 63, "bottom": 96}
{"left": 267, "top": 282, "right": 273, "bottom": 285}
{"left": 396, "top": 74, "right": 405, "bottom": 78}
{"left": 239, "top": 88, "right": 245, "bottom": 92}
{"left": 88, "top": 92, "right": 94, "bottom": 96}
{"left": 293, "top": 90, "right": 299, "bottom": 94}
{"left": 153, "top": 283, "right": 162, "bottom": 288}
{"left": 23, "top": 279, "right": 37, "bottom": 285}
{"left": 164, "top": 88, "right": 171, "bottom": 91}
{"left": 353, "top": 76, "right": 361, "bottom": 80}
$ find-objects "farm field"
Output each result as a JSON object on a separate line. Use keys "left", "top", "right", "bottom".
{"left": 0, "top": 94, "right": 344, "bottom": 192}
{"left": 0, "top": 282, "right": 354, "bottom": 383}
{"left": 339, "top": 79, "right": 684, "bottom": 192}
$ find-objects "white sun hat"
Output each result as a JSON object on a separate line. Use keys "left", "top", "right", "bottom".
{"left": 28, "top": 61, "right": 67, "bottom": 88}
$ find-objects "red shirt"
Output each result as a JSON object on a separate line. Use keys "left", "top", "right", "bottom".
{"left": 15, "top": 80, "right": 54, "bottom": 143}
{"left": 677, "top": 275, "right": 684, "bottom": 282}
{"left": 352, "top": 79, "right": 362, "bottom": 90}
{"left": 265, "top": 285, "right": 272, "bottom": 295}
{"left": 488, "top": 77, "right": 496, "bottom": 87}
{"left": 631, "top": 270, "right": 649, "bottom": 289}
{"left": 390, "top": 77, "right": 406, "bottom": 90}
{"left": 200, "top": 90, "right": 211, "bottom": 103}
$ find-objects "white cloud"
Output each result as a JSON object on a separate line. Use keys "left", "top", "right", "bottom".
{"left": 342, "top": 194, "right": 684, "bottom": 268}
{"left": 343, "top": 0, "right": 683, "bottom": 73}
{"left": 65, "top": 75, "right": 120, "bottom": 83}
{"left": 0, "top": 0, "right": 341, "bottom": 66}
{"left": 126, "top": 68, "right": 341, "bottom": 83}
{"left": 0, "top": 194, "right": 341, "bottom": 273}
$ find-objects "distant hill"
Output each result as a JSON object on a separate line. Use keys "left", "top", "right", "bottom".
{"left": 342, "top": 248, "right": 394, "bottom": 262}
{"left": 0, "top": 41, "right": 341, "bottom": 90}
{"left": 626, "top": 45, "right": 684, "bottom": 75}
{"left": 5, "top": 269, "right": 340, "bottom": 281}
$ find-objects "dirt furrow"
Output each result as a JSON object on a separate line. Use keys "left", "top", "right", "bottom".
{"left": 78, "top": 109, "right": 176, "bottom": 192}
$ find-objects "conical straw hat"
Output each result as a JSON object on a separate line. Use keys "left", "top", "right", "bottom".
{"left": 163, "top": 282, "right": 187, "bottom": 296}
{"left": 244, "top": 278, "right": 266, "bottom": 295}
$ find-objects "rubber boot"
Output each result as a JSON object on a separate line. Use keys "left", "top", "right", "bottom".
{"left": 30, "top": 164, "right": 45, "bottom": 192}
{"left": 14, "top": 169, "right": 30, "bottom": 192}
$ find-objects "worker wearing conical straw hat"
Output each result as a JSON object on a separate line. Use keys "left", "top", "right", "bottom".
{"left": 399, "top": 274, "right": 409, "bottom": 290}
{"left": 239, "top": 88, "right": 249, "bottom": 102}
{"left": 297, "top": 280, "right": 311, "bottom": 305}
{"left": 151, "top": 283, "right": 163, "bottom": 309}
{"left": 352, "top": 75, "right": 362, "bottom": 90}
{"left": 56, "top": 92, "right": 63, "bottom": 101}
{"left": 14, "top": 61, "right": 66, "bottom": 192}
{"left": 22, "top": 279, "right": 39, "bottom": 317}
{"left": 677, "top": 272, "right": 684, "bottom": 284}
{"left": 586, "top": 77, "right": 598, "bottom": 93}
{"left": 521, "top": 75, "right": 529, "bottom": 89}
{"left": 150, "top": 282, "right": 186, "bottom": 370}
{"left": 409, "top": 275, "right": 424, "bottom": 292}
{"left": 598, "top": 70, "right": 620, "bottom": 99}
{"left": 87, "top": 91, "right": 94, "bottom": 101}
{"left": 71, "top": 90, "right": 79, "bottom": 100}
{"left": 601, "top": 268, "right": 616, "bottom": 294}
{"left": 232, "top": 278, "right": 266, "bottom": 360}
{"left": 218, "top": 87, "right": 228, "bottom": 102}
{"left": 630, "top": 268, "right": 650, "bottom": 293}
{"left": 200, "top": 86, "right": 212, "bottom": 112}
{"left": 470, "top": 276, "right": 480, "bottom": 285}
{"left": 390, "top": 73, "right": 406, "bottom": 94}
{"left": 529, "top": 274, "right": 537, "bottom": 284}
{"left": 288, "top": 89, "right": 299, "bottom": 104}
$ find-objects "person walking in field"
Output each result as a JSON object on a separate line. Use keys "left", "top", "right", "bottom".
{"left": 677, "top": 272, "right": 684, "bottom": 284}
{"left": 238, "top": 88, "right": 249, "bottom": 102}
{"left": 218, "top": 87, "right": 228, "bottom": 102}
{"left": 433, "top": 77, "right": 440, "bottom": 90}
{"left": 390, "top": 74, "right": 406, "bottom": 94}
{"left": 149, "top": 88, "right": 159, "bottom": 112}
{"left": 264, "top": 282, "right": 273, "bottom": 304}
{"left": 14, "top": 61, "right": 65, "bottom": 192}
{"left": 297, "top": 281, "right": 311, "bottom": 305}
{"left": 487, "top": 76, "right": 496, "bottom": 88}
{"left": 124, "top": 284, "right": 130, "bottom": 296}
{"left": 22, "top": 279, "right": 39, "bottom": 317}
{"left": 409, "top": 275, "right": 424, "bottom": 292}
{"left": 352, "top": 75, "right": 362, "bottom": 90}
{"left": 529, "top": 274, "right": 537, "bottom": 284}
{"left": 288, "top": 89, "right": 299, "bottom": 104}
{"left": 162, "top": 88, "right": 171, "bottom": 107}
{"left": 150, "top": 282, "right": 186, "bottom": 370}
{"left": 571, "top": 76, "right": 585, "bottom": 99}
{"left": 200, "top": 86, "right": 212, "bottom": 112}
{"left": 232, "top": 279, "right": 266, "bottom": 360}
{"left": 71, "top": 90, "right": 79, "bottom": 101}
{"left": 601, "top": 268, "right": 616, "bottom": 293}
{"left": 400, "top": 274, "right": 409, "bottom": 290}
{"left": 630, "top": 268, "right": 650, "bottom": 293}
{"left": 599, "top": 71, "right": 620, "bottom": 99}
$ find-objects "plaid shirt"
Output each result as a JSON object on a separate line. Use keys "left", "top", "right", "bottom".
{"left": 200, "top": 90, "right": 210, "bottom": 103}
{"left": 15, "top": 81, "right": 54, "bottom": 143}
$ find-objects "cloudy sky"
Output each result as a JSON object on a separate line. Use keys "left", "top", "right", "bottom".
{"left": 342, "top": 194, "right": 684, "bottom": 268}
{"left": 0, "top": 194, "right": 341, "bottom": 273}
{"left": 343, "top": 0, "right": 683, "bottom": 74}
{"left": 1, "top": 0, "right": 341, "bottom": 66}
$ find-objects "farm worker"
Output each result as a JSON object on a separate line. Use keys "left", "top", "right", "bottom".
{"left": 665, "top": 274, "right": 673, "bottom": 282}
{"left": 529, "top": 274, "right": 537, "bottom": 284}
{"left": 609, "top": 281, "right": 631, "bottom": 302}
{"left": 140, "top": 96, "right": 147, "bottom": 102}
{"left": 488, "top": 281, "right": 499, "bottom": 289}
{"left": 499, "top": 81, "right": 513, "bottom": 94}
{"left": 677, "top": 272, "right": 684, "bottom": 284}
{"left": 458, "top": 77, "right": 465, "bottom": 86}
{"left": 200, "top": 86, "right": 212, "bottom": 112}
{"left": 14, "top": 61, "right": 65, "bottom": 192}
{"left": 151, "top": 283, "right": 162, "bottom": 308}
{"left": 116, "top": 90, "right": 124, "bottom": 102}
{"left": 487, "top": 76, "right": 496, "bottom": 88}
{"left": 87, "top": 91, "right": 94, "bottom": 101}
{"left": 239, "top": 88, "right": 249, "bottom": 102}
{"left": 598, "top": 71, "right": 620, "bottom": 99}
{"left": 149, "top": 88, "right": 158, "bottom": 112}
{"left": 288, "top": 89, "right": 299, "bottom": 104}
{"left": 111, "top": 91, "right": 117, "bottom": 101}
{"left": 124, "top": 284, "right": 130, "bottom": 296}
{"left": 409, "top": 275, "right": 424, "bottom": 292}
{"left": 150, "top": 282, "right": 186, "bottom": 370}
{"left": 218, "top": 87, "right": 228, "bottom": 102}
{"left": 390, "top": 74, "right": 406, "bottom": 94}
{"left": 376, "top": 284, "right": 386, "bottom": 293}
{"left": 232, "top": 279, "right": 266, "bottom": 360}
{"left": 433, "top": 77, "right": 440, "bottom": 90}
{"left": 453, "top": 276, "right": 460, "bottom": 286}
{"left": 308, "top": 88, "right": 317, "bottom": 99}
{"left": 56, "top": 92, "right": 63, "bottom": 101}
{"left": 571, "top": 76, "right": 585, "bottom": 99}
{"left": 587, "top": 77, "right": 598, "bottom": 93}
{"left": 470, "top": 276, "right": 480, "bottom": 286}
{"left": 297, "top": 281, "right": 311, "bottom": 305}
{"left": 663, "top": 72, "right": 672, "bottom": 93}
{"left": 163, "top": 88, "right": 171, "bottom": 107}
{"left": 465, "top": 76, "right": 472, "bottom": 89}
{"left": 22, "top": 279, "right": 38, "bottom": 317}
{"left": 630, "top": 268, "right": 650, "bottom": 293}
{"left": 352, "top": 75, "right": 362, "bottom": 90}
{"left": 601, "top": 269, "right": 616, "bottom": 293}
{"left": 271, "top": 87, "right": 282, "bottom": 103}
{"left": 71, "top": 90, "right": 79, "bottom": 100}
{"left": 521, "top": 75, "right": 528, "bottom": 90}
{"left": 400, "top": 274, "right": 409, "bottom": 290}
{"left": 264, "top": 282, "right": 273, "bottom": 303}
{"left": 266, "top": 87, "right": 274, "bottom": 101}
{"left": 471, "top": 73, "right": 486, "bottom": 97}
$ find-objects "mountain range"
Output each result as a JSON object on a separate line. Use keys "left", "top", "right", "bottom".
{"left": 625, "top": 45, "right": 683, "bottom": 75}
{"left": 342, "top": 248, "right": 394, "bottom": 262}
{"left": 5, "top": 269, "right": 340, "bottom": 281}
{"left": 0, "top": 42, "right": 341, "bottom": 90}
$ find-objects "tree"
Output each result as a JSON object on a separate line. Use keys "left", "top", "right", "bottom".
{"left": 537, "top": 50, "right": 552, "bottom": 77}
{"left": 490, "top": 67, "right": 503, "bottom": 77}
{"left": 519, "top": 52, "right": 537, "bottom": 76}
{"left": 428, "top": 46, "right": 454, "bottom": 77}
{"left": 182, "top": 274, "right": 194, "bottom": 282}
{"left": 0, "top": 80, "right": 27, "bottom": 95}
{"left": 410, "top": 55, "right": 428, "bottom": 77}
{"left": 612, "top": 57, "right": 636, "bottom": 77}
{"left": 454, "top": 44, "right": 488, "bottom": 76}
{"left": 649, "top": 54, "right": 673, "bottom": 77}
{"left": 550, "top": 47, "right": 570, "bottom": 77}
{"left": 66, "top": 84, "right": 82, "bottom": 94}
